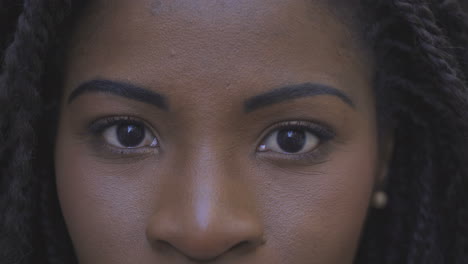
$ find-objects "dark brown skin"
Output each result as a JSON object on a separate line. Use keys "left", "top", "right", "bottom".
{"left": 54, "top": 0, "right": 392, "bottom": 263}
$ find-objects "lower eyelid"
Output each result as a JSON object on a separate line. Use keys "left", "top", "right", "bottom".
{"left": 89, "top": 137, "right": 160, "bottom": 158}
{"left": 257, "top": 151, "right": 328, "bottom": 167}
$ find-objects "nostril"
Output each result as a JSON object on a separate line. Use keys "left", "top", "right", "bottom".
{"left": 227, "top": 240, "right": 253, "bottom": 256}
{"left": 151, "top": 230, "right": 265, "bottom": 262}
{"left": 230, "top": 240, "right": 250, "bottom": 251}
{"left": 151, "top": 240, "right": 172, "bottom": 252}
{"left": 152, "top": 239, "right": 232, "bottom": 262}
{"left": 228, "top": 238, "right": 266, "bottom": 255}
{"left": 153, "top": 239, "right": 261, "bottom": 262}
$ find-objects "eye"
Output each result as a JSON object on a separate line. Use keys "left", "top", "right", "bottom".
{"left": 97, "top": 119, "right": 158, "bottom": 149}
{"left": 257, "top": 121, "right": 333, "bottom": 155}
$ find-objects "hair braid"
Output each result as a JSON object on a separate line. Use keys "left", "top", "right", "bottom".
{"left": 392, "top": 0, "right": 467, "bottom": 234}
{"left": 429, "top": 0, "right": 468, "bottom": 80}
{"left": 393, "top": 0, "right": 467, "bottom": 106}
{"left": 0, "top": 0, "right": 72, "bottom": 263}
{"left": 355, "top": 0, "right": 468, "bottom": 263}
{"left": 0, "top": 0, "right": 23, "bottom": 68}
{"left": 422, "top": 1, "right": 468, "bottom": 261}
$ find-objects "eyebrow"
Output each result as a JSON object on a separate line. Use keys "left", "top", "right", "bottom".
{"left": 67, "top": 79, "right": 169, "bottom": 111}
{"left": 244, "top": 82, "right": 355, "bottom": 113}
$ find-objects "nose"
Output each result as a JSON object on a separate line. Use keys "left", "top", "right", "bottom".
{"left": 146, "top": 170, "right": 264, "bottom": 261}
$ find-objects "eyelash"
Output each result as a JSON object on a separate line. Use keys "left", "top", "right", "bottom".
{"left": 257, "top": 120, "right": 336, "bottom": 162}
{"left": 88, "top": 116, "right": 158, "bottom": 156}
{"left": 87, "top": 117, "right": 336, "bottom": 162}
{"left": 265, "top": 121, "right": 335, "bottom": 141}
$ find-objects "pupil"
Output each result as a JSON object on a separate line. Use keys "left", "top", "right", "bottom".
{"left": 277, "top": 129, "right": 306, "bottom": 153}
{"left": 117, "top": 123, "right": 145, "bottom": 147}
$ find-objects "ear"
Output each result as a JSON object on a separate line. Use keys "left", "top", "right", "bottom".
{"left": 375, "top": 128, "right": 394, "bottom": 188}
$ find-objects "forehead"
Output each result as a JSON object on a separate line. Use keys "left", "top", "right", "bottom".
{"left": 65, "top": 0, "right": 371, "bottom": 109}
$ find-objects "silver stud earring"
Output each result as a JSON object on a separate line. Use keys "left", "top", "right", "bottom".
{"left": 372, "top": 191, "right": 388, "bottom": 209}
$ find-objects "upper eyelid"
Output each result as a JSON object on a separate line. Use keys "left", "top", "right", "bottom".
{"left": 88, "top": 116, "right": 157, "bottom": 135}
{"left": 259, "top": 120, "right": 336, "bottom": 141}
{"left": 88, "top": 116, "right": 162, "bottom": 147}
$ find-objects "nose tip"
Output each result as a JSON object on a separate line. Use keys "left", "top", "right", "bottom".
{"left": 146, "top": 213, "right": 264, "bottom": 261}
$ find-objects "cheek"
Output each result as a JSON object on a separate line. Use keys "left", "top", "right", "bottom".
{"left": 54, "top": 123, "right": 155, "bottom": 263}
{"left": 258, "top": 128, "right": 378, "bottom": 263}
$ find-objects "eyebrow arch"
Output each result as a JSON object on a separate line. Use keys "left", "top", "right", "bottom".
{"left": 244, "top": 82, "right": 355, "bottom": 113}
{"left": 67, "top": 79, "right": 169, "bottom": 111}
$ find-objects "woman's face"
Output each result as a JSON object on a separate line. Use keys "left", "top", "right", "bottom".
{"left": 54, "top": 0, "right": 388, "bottom": 263}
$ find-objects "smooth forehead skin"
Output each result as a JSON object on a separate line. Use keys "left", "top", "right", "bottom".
{"left": 55, "top": 0, "right": 382, "bottom": 263}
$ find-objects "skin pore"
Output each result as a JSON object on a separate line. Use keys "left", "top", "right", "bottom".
{"left": 54, "top": 0, "right": 391, "bottom": 263}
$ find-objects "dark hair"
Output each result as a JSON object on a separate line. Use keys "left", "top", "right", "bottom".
{"left": 1, "top": 0, "right": 467, "bottom": 263}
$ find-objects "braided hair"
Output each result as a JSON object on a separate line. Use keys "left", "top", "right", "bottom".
{"left": 1, "top": 1, "right": 467, "bottom": 263}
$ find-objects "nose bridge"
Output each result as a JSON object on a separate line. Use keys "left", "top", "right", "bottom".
{"left": 174, "top": 112, "right": 253, "bottom": 222}
{"left": 188, "top": 147, "right": 243, "bottom": 230}
{"left": 146, "top": 141, "right": 264, "bottom": 260}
